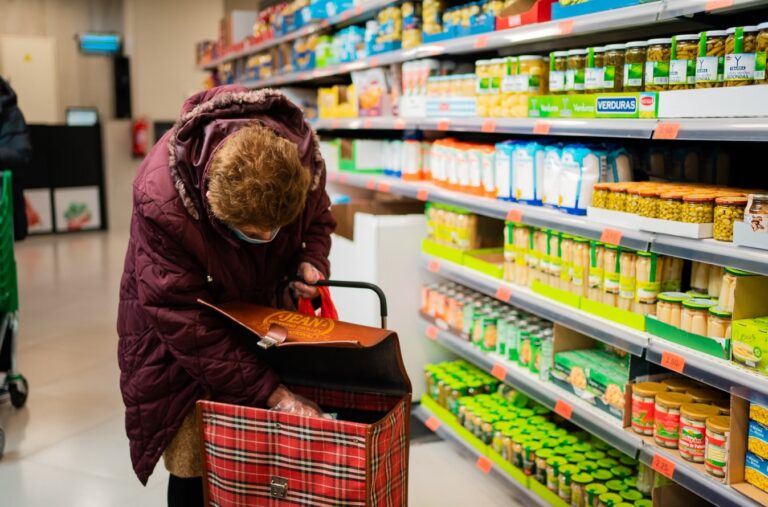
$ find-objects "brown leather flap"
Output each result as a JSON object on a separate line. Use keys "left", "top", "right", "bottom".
{"left": 198, "top": 299, "right": 412, "bottom": 396}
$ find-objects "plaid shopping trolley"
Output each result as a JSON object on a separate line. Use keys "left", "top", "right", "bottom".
{"left": 197, "top": 280, "right": 411, "bottom": 507}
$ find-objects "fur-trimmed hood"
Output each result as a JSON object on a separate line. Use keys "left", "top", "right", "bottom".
{"left": 166, "top": 85, "right": 324, "bottom": 222}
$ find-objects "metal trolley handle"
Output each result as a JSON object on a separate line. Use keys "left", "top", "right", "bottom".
{"left": 307, "top": 279, "right": 389, "bottom": 329}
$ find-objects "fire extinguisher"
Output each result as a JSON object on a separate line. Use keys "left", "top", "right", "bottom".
{"left": 132, "top": 117, "right": 150, "bottom": 158}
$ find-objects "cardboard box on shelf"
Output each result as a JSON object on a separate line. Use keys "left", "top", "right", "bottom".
{"left": 729, "top": 396, "right": 768, "bottom": 505}
{"left": 332, "top": 196, "right": 425, "bottom": 241}
{"left": 652, "top": 483, "right": 716, "bottom": 507}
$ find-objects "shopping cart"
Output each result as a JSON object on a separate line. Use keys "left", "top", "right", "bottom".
{"left": 197, "top": 280, "right": 411, "bottom": 506}
{"left": 0, "top": 171, "right": 29, "bottom": 459}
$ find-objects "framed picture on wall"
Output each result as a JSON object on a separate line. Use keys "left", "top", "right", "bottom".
{"left": 53, "top": 186, "right": 102, "bottom": 232}
{"left": 24, "top": 188, "right": 53, "bottom": 234}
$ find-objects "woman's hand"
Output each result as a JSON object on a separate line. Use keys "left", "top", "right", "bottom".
{"left": 267, "top": 384, "right": 323, "bottom": 417}
{"left": 291, "top": 262, "right": 321, "bottom": 300}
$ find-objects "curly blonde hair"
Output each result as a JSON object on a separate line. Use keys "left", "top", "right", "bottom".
{"left": 207, "top": 123, "right": 311, "bottom": 229}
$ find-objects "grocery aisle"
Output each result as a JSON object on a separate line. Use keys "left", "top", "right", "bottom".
{"left": 0, "top": 231, "right": 522, "bottom": 507}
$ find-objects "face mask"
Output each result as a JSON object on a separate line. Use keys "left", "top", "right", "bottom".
{"left": 231, "top": 226, "right": 280, "bottom": 244}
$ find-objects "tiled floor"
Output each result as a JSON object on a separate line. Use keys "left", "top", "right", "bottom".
{"left": 0, "top": 231, "right": 523, "bottom": 506}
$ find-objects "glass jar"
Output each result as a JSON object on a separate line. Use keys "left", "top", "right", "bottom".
{"left": 586, "top": 484, "right": 608, "bottom": 507}
{"left": 679, "top": 403, "right": 720, "bottom": 463}
{"left": 560, "top": 235, "right": 574, "bottom": 291}
{"left": 585, "top": 46, "right": 606, "bottom": 92}
{"left": 599, "top": 492, "right": 623, "bottom": 507}
{"left": 623, "top": 41, "right": 648, "bottom": 91}
{"left": 690, "top": 261, "right": 710, "bottom": 295}
{"left": 696, "top": 30, "right": 727, "bottom": 88}
{"left": 559, "top": 464, "right": 580, "bottom": 501}
{"left": 687, "top": 387, "right": 722, "bottom": 405}
{"left": 746, "top": 193, "right": 768, "bottom": 234}
{"left": 681, "top": 194, "right": 715, "bottom": 223}
{"left": 571, "top": 238, "right": 590, "bottom": 297}
{"left": 607, "top": 184, "right": 629, "bottom": 212}
{"left": 656, "top": 292, "right": 688, "bottom": 327}
{"left": 719, "top": 267, "right": 754, "bottom": 312}
{"left": 625, "top": 186, "right": 642, "bottom": 215}
{"left": 705, "top": 415, "right": 731, "bottom": 480}
{"left": 592, "top": 183, "right": 611, "bottom": 209}
{"left": 549, "top": 231, "right": 563, "bottom": 287}
{"left": 513, "top": 225, "right": 533, "bottom": 286}
{"left": 758, "top": 22, "right": 768, "bottom": 83}
{"left": 547, "top": 456, "right": 568, "bottom": 493}
{"left": 603, "top": 43, "right": 625, "bottom": 92}
{"left": 714, "top": 196, "right": 747, "bottom": 241}
{"left": 681, "top": 298, "right": 716, "bottom": 335}
{"left": 572, "top": 473, "right": 594, "bottom": 507}
{"left": 618, "top": 250, "right": 637, "bottom": 312}
{"left": 708, "top": 265, "right": 724, "bottom": 298}
{"left": 566, "top": 49, "right": 587, "bottom": 94}
{"left": 638, "top": 188, "right": 661, "bottom": 218}
{"left": 658, "top": 191, "right": 684, "bottom": 221}
{"left": 635, "top": 251, "right": 661, "bottom": 312}
{"left": 708, "top": 306, "right": 732, "bottom": 339}
{"left": 602, "top": 245, "right": 620, "bottom": 307}
{"left": 645, "top": 38, "right": 672, "bottom": 91}
{"left": 549, "top": 51, "right": 568, "bottom": 95}
{"left": 661, "top": 255, "right": 683, "bottom": 293}
{"left": 725, "top": 26, "right": 759, "bottom": 86}
{"left": 631, "top": 381, "right": 668, "bottom": 436}
{"left": 669, "top": 34, "right": 699, "bottom": 89}
{"left": 654, "top": 392, "right": 693, "bottom": 449}
{"left": 663, "top": 377, "right": 698, "bottom": 393}
{"left": 588, "top": 241, "right": 605, "bottom": 302}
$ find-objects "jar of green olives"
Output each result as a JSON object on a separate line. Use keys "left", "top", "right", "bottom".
{"left": 645, "top": 38, "right": 672, "bottom": 91}
{"left": 682, "top": 194, "right": 716, "bottom": 223}
{"left": 592, "top": 183, "right": 612, "bottom": 209}
{"left": 658, "top": 191, "right": 684, "bottom": 221}
{"left": 696, "top": 30, "right": 727, "bottom": 88}
{"left": 603, "top": 43, "right": 625, "bottom": 92}
{"left": 669, "top": 34, "right": 699, "bottom": 90}
{"left": 606, "top": 184, "right": 629, "bottom": 212}
{"left": 626, "top": 186, "right": 644, "bottom": 215}
{"left": 725, "top": 26, "right": 759, "bottom": 86}
{"left": 623, "top": 41, "right": 648, "bottom": 91}
{"left": 714, "top": 195, "right": 747, "bottom": 241}
{"left": 638, "top": 189, "right": 661, "bottom": 218}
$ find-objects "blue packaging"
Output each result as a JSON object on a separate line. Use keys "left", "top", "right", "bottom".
{"left": 494, "top": 141, "right": 516, "bottom": 202}
{"left": 512, "top": 142, "right": 545, "bottom": 206}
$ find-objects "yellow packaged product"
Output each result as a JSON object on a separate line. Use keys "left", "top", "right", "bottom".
{"left": 752, "top": 403, "right": 768, "bottom": 427}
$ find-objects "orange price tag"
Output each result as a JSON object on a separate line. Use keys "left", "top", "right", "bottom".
{"left": 428, "top": 260, "right": 441, "bottom": 273}
{"left": 505, "top": 14, "right": 522, "bottom": 27}
{"left": 417, "top": 189, "right": 430, "bottom": 201}
{"left": 495, "top": 286, "right": 512, "bottom": 303}
{"left": 476, "top": 456, "right": 493, "bottom": 474}
{"left": 491, "top": 364, "right": 507, "bottom": 381}
{"left": 331, "top": 119, "right": 341, "bottom": 129}
{"left": 533, "top": 121, "right": 551, "bottom": 135}
{"left": 363, "top": 118, "right": 373, "bottom": 129}
{"left": 600, "top": 228, "right": 623, "bottom": 246}
{"left": 555, "top": 400, "right": 573, "bottom": 420}
{"left": 425, "top": 416, "right": 442, "bottom": 432}
{"left": 339, "top": 173, "right": 349, "bottom": 184}
{"left": 706, "top": 0, "right": 734, "bottom": 10}
{"left": 320, "top": 19, "right": 330, "bottom": 28}
{"left": 377, "top": 182, "right": 391, "bottom": 193}
{"left": 394, "top": 118, "right": 407, "bottom": 130}
{"left": 652, "top": 453, "right": 676, "bottom": 480}
{"left": 366, "top": 180, "right": 376, "bottom": 190}
{"left": 426, "top": 325, "right": 439, "bottom": 340}
{"left": 369, "top": 57, "right": 380, "bottom": 67}
{"left": 660, "top": 351, "right": 686, "bottom": 374}
{"left": 506, "top": 209, "right": 523, "bottom": 223}
{"left": 653, "top": 122, "right": 681, "bottom": 140}
{"left": 558, "top": 20, "right": 574, "bottom": 35}
{"left": 481, "top": 119, "right": 497, "bottom": 133}
{"left": 474, "top": 35, "right": 489, "bottom": 49}
{"left": 355, "top": 5, "right": 363, "bottom": 15}
{"left": 341, "top": 11, "right": 351, "bottom": 20}
{"left": 437, "top": 120, "right": 451, "bottom": 131}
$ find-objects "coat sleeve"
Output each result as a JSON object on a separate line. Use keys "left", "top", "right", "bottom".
{"left": 0, "top": 105, "right": 32, "bottom": 170}
{"left": 132, "top": 191, "right": 279, "bottom": 407}
{"left": 297, "top": 164, "right": 336, "bottom": 277}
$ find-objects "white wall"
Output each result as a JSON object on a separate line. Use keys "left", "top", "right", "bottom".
{"left": 123, "top": 0, "right": 223, "bottom": 120}
{"left": 0, "top": 0, "right": 123, "bottom": 122}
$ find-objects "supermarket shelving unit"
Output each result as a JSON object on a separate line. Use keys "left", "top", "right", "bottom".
{"left": 201, "top": 1, "right": 768, "bottom": 505}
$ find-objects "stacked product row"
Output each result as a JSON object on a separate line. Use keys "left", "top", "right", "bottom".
{"left": 425, "top": 360, "right": 659, "bottom": 507}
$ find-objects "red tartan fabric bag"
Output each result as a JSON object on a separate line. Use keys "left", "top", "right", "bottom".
{"left": 196, "top": 300, "right": 411, "bottom": 507}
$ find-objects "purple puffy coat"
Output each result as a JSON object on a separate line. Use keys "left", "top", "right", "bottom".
{"left": 117, "top": 86, "right": 336, "bottom": 484}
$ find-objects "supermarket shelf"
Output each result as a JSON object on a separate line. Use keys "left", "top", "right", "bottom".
{"left": 418, "top": 316, "right": 643, "bottom": 457}
{"left": 412, "top": 404, "right": 550, "bottom": 507}
{"left": 327, "top": 171, "right": 653, "bottom": 251}
{"left": 239, "top": 2, "right": 663, "bottom": 88}
{"left": 646, "top": 338, "right": 768, "bottom": 404}
{"left": 669, "top": 118, "right": 768, "bottom": 142}
{"left": 637, "top": 442, "right": 761, "bottom": 507}
{"left": 199, "top": 0, "right": 392, "bottom": 70}
{"left": 651, "top": 235, "right": 768, "bottom": 277}
{"left": 314, "top": 117, "right": 413, "bottom": 130}
{"left": 420, "top": 254, "right": 648, "bottom": 356}
{"left": 660, "top": 0, "right": 768, "bottom": 19}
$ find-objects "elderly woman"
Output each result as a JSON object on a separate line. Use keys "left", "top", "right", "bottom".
{"left": 117, "top": 86, "right": 335, "bottom": 506}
